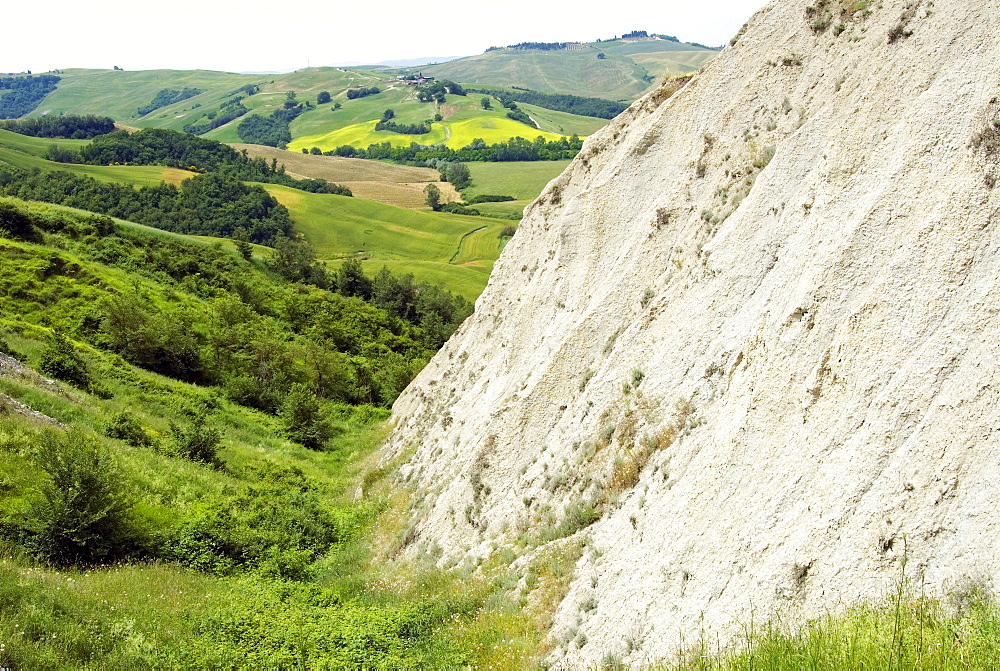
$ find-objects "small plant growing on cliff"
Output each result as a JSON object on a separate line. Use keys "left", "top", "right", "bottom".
{"left": 640, "top": 288, "right": 655, "bottom": 308}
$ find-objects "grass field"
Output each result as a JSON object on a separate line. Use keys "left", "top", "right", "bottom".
{"left": 0, "top": 129, "right": 90, "bottom": 156}
{"left": 517, "top": 103, "right": 609, "bottom": 136}
{"left": 0, "top": 134, "right": 195, "bottom": 187}
{"left": 288, "top": 112, "right": 569, "bottom": 153}
{"left": 231, "top": 144, "right": 440, "bottom": 182}
{"left": 419, "top": 39, "right": 719, "bottom": 100}
{"left": 262, "top": 184, "right": 506, "bottom": 298}
{"left": 464, "top": 160, "right": 570, "bottom": 200}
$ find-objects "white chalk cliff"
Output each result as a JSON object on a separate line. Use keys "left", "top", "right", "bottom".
{"left": 382, "top": 0, "right": 1000, "bottom": 663}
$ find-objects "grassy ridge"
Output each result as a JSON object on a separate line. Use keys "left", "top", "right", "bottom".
{"left": 263, "top": 184, "right": 506, "bottom": 299}
{"left": 27, "top": 68, "right": 603, "bottom": 154}
{"left": 0, "top": 131, "right": 196, "bottom": 187}
{"left": 418, "top": 39, "right": 718, "bottom": 100}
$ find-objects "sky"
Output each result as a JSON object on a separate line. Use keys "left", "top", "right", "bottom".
{"left": 2, "top": 0, "right": 769, "bottom": 74}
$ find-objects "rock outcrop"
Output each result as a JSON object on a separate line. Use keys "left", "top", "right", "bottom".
{"left": 382, "top": 0, "right": 1000, "bottom": 663}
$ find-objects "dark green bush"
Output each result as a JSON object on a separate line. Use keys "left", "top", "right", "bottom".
{"left": 38, "top": 331, "right": 91, "bottom": 390}
{"left": 26, "top": 430, "right": 138, "bottom": 566}
{"left": 103, "top": 410, "right": 155, "bottom": 448}
{"left": 168, "top": 414, "right": 222, "bottom": 465}
{"left": 281, "top": 384, "right": 334, "bottom": 450}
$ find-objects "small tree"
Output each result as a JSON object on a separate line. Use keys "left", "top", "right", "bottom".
{"left": 481, "top": 96, "right": 492, "bottom": 110}
{"left": 232, "top": 226, "right": 253, "bottom": 261}
{"left": 440, "top": 161, "right": 472, "bottom": 190}
{"left": 169, "top": 414, "right": 222, "bottom": 465}
{"left": 424, "top": 183, "right": 442, "bottom": 211}
{"left": 38, "top": 330, "right": 91, "bottom": 390}
{"left": 382, "top": 108, "right": 395, "bottom": 122}
{"left": 281, "top": 383, "right": 334, "bottom": 450}
{"left": 317, "top": 91, "right": 332, "bottom": 104}
{"left": 29, "top": 430, "right": 136, "bottom": 566}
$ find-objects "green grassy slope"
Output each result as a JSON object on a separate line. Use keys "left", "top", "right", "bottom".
{"left": 26, "top": 68, "right": 602, "bottom": 152}
{"left": 418, "top": 39, "right": 718, "bottom": 100}
{"left": 30, "top": 69, "right": 260, "bottom": 128}
{"left": 0, "top": 197, "right": 495, "bottom": 667}
{"left": 0, "top": 130, "right": 196, "bottom": 186}
{"left": 263, "top": 184, "right": 505, "bottom": 300}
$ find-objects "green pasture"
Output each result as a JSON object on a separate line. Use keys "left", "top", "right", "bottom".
{"left": 263, "top": 184, "right": 506, "bottom": 298}
{"left": 0, "top": 141, "right": 195, "bottom": 188}
{"left": 263, "top": 184, "right": 500, "bottom": 262}
{"left": 327, "top": 259, "right": 494, "bottom": 302}
{"left": 464, "top": 160, "right": 570, "bottom": 200}
{"left": 516, "top": 102, "right": 609, "bottom": 136}
{"left": 0, "top": 129, "right": 89, "bottom": 156}
{"left": 289, "top": 115, "right": 568, "bottom": 153}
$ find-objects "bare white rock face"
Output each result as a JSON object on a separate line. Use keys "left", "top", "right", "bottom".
{"left": 381, "top": 0, "right": 1000, "bottom": 663}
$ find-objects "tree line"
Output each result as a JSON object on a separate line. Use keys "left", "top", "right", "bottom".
{"left": 137, "top": 88, "right": 203, "bottom": 116}
{"left": 56, "top": 127, "right": 352, "bottom": 195}
{"left": 328, "top": 133, "right": 584, "bottom": 163}
{"left": 346, "top": 86, "right": 380, "bottom": 100}
{"left": 182, "top": 96, "right": 249, "bottom": 135}
{"left": 0, "top": 167, "right": 292, "bottom": 244}
{"left": 237, "top": 93, "right": 311, "bottom": 147}
{"left": 0, "top": 114, "right": 116, "bottom": 138}
{"left": 0, "top": 74, "right": 60, "bottom": 118}
{"left": 468, "top": 87, "right": 627, "bottom": 119}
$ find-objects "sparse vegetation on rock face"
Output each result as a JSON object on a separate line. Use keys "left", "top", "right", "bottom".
{"left": 381, "top": 0, "right": 1000, "bottom": 665}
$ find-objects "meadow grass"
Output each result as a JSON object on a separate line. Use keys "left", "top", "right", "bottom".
{"left": 0, "top": 140, "right": 195, "bottom": 187}
{"left": 465, "top": 160, "right": 571, "bottom": 200}
{"left": 677, "top": 585, "right": 1000, "bottom": 670}
{"left": 262, "top": 183, "right": 494, "bottom": 263}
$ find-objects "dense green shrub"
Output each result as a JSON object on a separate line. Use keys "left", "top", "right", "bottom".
{"left": 26, "top": 430, "right": 138, "bottom": 566}
{"left": 168, "top": 414, "right": 223, "bottom": 465}
{"left": 103, "top": 410, "right": 155, "bottom": 448}
{"left": 38, "top": 331, "right": 91, "bottom": 390}
{"left": 281, "top": 384, "right": 335, "bottom": 450}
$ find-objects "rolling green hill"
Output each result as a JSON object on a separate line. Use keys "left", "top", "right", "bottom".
{"left": 263, "top": 184, "right": 504, "bottom": 300}
{"left": 25, "top": 67, "right": 600, "bottom": 153}
{"left": 0, "top": 126, "right": 507, "bottom": 300}
{"left": 0, "top": 129, "right": 196, "bottom": 186}
{"left": 413, "top": 37, "right": 718, "bottom": 100}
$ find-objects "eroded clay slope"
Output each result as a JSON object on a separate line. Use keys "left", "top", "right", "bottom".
{"left": 381, "top": 0, "right": 1000, "bottom": 663}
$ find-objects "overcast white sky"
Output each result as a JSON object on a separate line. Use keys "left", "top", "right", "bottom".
{"left": 2, "top": 0, "right": 768, "bottom": 74}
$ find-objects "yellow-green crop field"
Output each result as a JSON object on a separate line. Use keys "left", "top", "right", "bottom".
{"left": 288, "top": 116, "right": 569, "bottom": 153}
